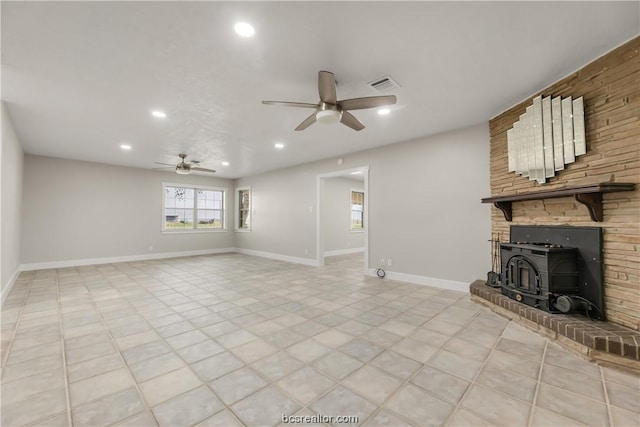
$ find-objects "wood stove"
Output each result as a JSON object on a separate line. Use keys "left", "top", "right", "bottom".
{"left": 499, "top": 225, "right": 605, "bottom": 320}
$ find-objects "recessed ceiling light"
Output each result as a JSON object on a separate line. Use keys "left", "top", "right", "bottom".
{"left": 274, "top": 143, "right": 285, "bottom": 149}
{"left": 350, "top": 171, "right": 362, "bottom": 175}
{"left": 151, "top": 110, "right": 167, "bottom": 118}
{"left": 120, "top": 144, "right": 132, "bottom": 150}
{"left": 234, "top": 22, "right": 255, "bottom": 37}
{"left": 222, "top": 161, "right": 230, "bottom": 166}
{"left": 378, "top": 108, "right": 391, "bottom": 115}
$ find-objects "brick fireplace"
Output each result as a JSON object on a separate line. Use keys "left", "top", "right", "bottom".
{"left": 473, "top": 37, "right": 639, "bottom": 370}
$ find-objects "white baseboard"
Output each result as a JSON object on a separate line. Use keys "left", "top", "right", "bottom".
{"left": 19, "top": 248, "right": 235, "bottom": 272}
{"left": 366, "top": 268, "right": 468, "bottom": 292}
{"left": 234, "top": 248, "right": 320, "bottom": 267}
{"left": 1, "top": 268, "right": 21, "bottom": 305}
{"left": 324, "top": 247, "right": 364, "bottom": 257}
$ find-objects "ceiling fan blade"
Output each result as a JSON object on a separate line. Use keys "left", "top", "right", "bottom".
{"left": 152, "top": 167, "right": 174, "bottom": 170}
{"left": 339, "top": 95, "right": 397, "bottom": 111}
{"left": 262, "top": 101, "right": 317, "bottom": 109}
{"left": 190, "top": 166, "right": 217, "bottom": 173}
{"left": 295, "top": 112, "right": 318, "bottom": 131}
{"left": 154, "top": 162, "right": 176, "bottom": 167}
{"left": 340, "top": 111, "right": 365, "bottom": 131}
{"left": 318, "top": 71, "right": 337, "bottom": 104}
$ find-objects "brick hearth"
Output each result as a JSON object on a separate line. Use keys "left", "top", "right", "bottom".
{"left": 470, "top": 280, "right": 640, "bottom": 372}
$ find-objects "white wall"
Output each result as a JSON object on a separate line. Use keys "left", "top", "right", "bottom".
{"left": 21, "top": 155, "right": 235, "bottom": 267}
{"left": 235, "top": 123, "right": 491, "bottom": 286}
{"left": 322, "top": 177, "right": 364, "bottom": 254}
{"left": 1, "top": 104, "right": 25, "bottom": 300}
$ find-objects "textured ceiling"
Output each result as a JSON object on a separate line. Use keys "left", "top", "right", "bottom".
{"left": 2, "top": 2, "right": 638, "bottom": 178}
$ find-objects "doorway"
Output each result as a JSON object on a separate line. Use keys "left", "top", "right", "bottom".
{"left": 316, "top": 166, "right": 369, "bottom": 272}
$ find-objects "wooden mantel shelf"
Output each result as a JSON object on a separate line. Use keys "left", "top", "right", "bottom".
{"left": 481, "top": 182, "right": 636, "bottom": 222}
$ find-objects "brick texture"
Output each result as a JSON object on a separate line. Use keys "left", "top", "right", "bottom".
{"left": 488, "top": 37, "right": 640, "bottom": 330}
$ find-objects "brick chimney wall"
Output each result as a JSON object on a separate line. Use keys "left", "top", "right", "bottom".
{"left": 488, "top": 37, "right": 639, "bottom": 330}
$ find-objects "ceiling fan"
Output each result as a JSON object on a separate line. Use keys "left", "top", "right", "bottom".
{"left": 154, "top": 154, "right": 216, "bottom": 175}
{"left": 262, "top": 70, "right": 397, "bottom": 131}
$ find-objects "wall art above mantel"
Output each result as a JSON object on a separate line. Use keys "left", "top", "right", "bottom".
{"left": 507, "top": 95, "right": 585, "bottom": 184}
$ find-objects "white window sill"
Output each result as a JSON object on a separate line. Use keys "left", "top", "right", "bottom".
{"left": 161, "top": 229, "right": 228, "bottom": 234}
{"left": 350, "top": 229, "right": 365, "bottom": 233}
{"left": 234, "top": 228, "right": 252, "bottom": 233}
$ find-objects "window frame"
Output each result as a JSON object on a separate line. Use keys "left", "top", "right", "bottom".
{"left": 350, "top": 188, "right": 365, "bottom": 233}
{"left": 234, "top": 186, "right": 252, "bottom": 232}
{"left": 161, "top": 182, "right": 228, "bottom": 233}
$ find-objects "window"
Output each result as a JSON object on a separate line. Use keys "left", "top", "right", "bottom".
{"left": 350, "top": 190, "right": 364, "bottom": 231}
{"left": 162, "top": 183, "right": 226, "bottom": 231}
{"left": 235, "top": 187, "right": 251, "bottom": 231}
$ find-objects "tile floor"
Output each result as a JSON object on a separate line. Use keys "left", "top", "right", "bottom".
{"left": 1, "top": 253, "right": 639, "bottom": 426}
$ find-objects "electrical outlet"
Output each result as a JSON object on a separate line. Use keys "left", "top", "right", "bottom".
{"left": 380, "top": 258, "right": 385, "bottom": 266}
{"left": 305, "top": 248, "right": 309, "bottom": 255}
{"left": 148, "top": 245, "right": 154, "bottom": 252}
{"left": 387, "top": 259, "right": 392, "bottom": 267}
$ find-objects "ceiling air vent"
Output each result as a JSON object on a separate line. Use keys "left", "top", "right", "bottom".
{"left": 368, "top": 75, "right": 401, "bottom": 92}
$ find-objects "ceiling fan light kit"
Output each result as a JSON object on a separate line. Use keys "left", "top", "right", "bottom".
{"left": 263, "top": 70, "right": 397, "bottom": 131}
{"left": 154, "top": 153, "right": 216, "bottom": 175}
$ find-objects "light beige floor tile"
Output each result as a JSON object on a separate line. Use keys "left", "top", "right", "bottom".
{"left": 496, "top": 337, "right": 545, "bottom": 361}
{"left": 369, "top": 350, "right": 422, "bottom": 380}
{"left": 610, "top": 406, "right": 640, "bottom": 427}
{"left": 390, "top": 337, "right": 438, "bottom": 363}
{"left": 210, "top": 367, "right": 269, "bottom": 405}
{"left": 1, "top": 387, "right": 67, "bottom": 427}
{"left": 343, "top": 365, "right": 402, "bottom": 405}
{"left": 310, "top": 385, "right": 376, "bottom": 426}
{"left": 152, "top": 385, "right": 223, "bottom": 426}
{"left": 602, "top": 366, "right": 640, "bottom": 390}
{"left": 122, "top": 340, "right": 171, "bottom": 365}
{"left": 190, "top": 351, "right": 244, "bottom": 382}
{"left": 114, "top": 410, "right": 159, "bottom": 426}
{"left": 445, "top": 408, "right": 493, "bottom": 426}
{"left": 360, "top": 328, "right": 402, "bottom": 348}
{"left": 363, "top": 409, "right": 412, "bottom": 427}
{"left": 461, "top": 384, "right": 531, "bottom": 426}
{"left": 2, "top": 353, "right": 63, "bottom": 383}
{"left": 130, "top": 351, "right": 185, "bottom": 382}
{"left": 177, "top": 339, "right": 225, "bottom": 364}
{"left": 313, "top": 329, "right": 354, "bottom": 348}
{"left": 251, "top": 351, "right": 305, "bottom": 381}
{"left": 71, "top": 387, "right": 145, "bottom": 426}
{"left": 534, "top": 383, "right": 608, "bottom": 426}
{"left": 231, "top": 338, "right": 278, "bottom": 363}
{"left": 216, "top": 329, "right": 258, "bottom": 349}
{"left": 412, "top": 366, "right": 470, "bottom": 404}
{"left": 165, "top": 329, "right": 209, "bottom": 350}
{"left": 339, "top": 339, "right": 384, "bottom": 362}
{"left": 195, "top": 409, "right": 243, "bottom": 427}
{"left": 115, "top": 330, "right": 161, "bottom": 351}
{"left": 386, "top": 383, "right": 454, "bottom": 426}
{"left": 231, "top": 386, "right": 301, "bottom": 426}
{"left": 529, "top": 407, "right": 588, "bottom": 426}
{"left": 485, "top": 349, "right": 541, "bottom": 379}
{"left": 69, "top": 367, "right": 133, "bottom": 406}
{"left": 67, "top": 353, "right": 123, "bottom": 383}
{"left": 428, "top": 350, "right": 484, "bottom": 381}
{"left": 139, "top": 366, "right": 202, "bottom": 407}
{"left": 2, "top": 367, "right": 65, "bottom": 407}
{"left": 26, "top": 412, "right": 70, "bottom": 427}
{"left": 476, "top": 365, "right": 537, "bottom": 402}
{"left": 606, "top": 381, "right": 640, "bottom": 413}
{"left": 287, "top": 338, "right": 332, "bottom": 363}
{"left": 541, "top": 363, "right": 605, "bottom": 402}
{"left": 276, "top": 366, "right": 336, "bottom": 405}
